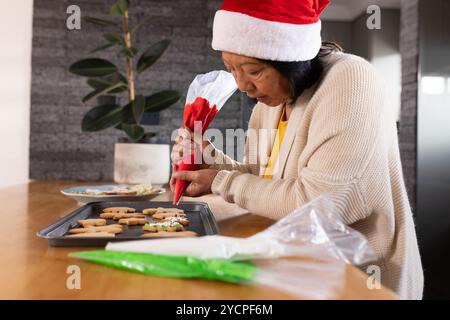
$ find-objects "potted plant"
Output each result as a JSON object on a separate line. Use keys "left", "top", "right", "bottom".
{"left": 68, "top": 0, "right": 180, "bottom": 185}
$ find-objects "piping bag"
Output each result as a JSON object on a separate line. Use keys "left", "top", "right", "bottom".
{"left": 173, "top": 71, "right": 238, "bottom": 205}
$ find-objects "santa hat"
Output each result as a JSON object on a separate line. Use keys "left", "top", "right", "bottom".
{"left": 212, "top": 0, "right": 331, "bottom": 62}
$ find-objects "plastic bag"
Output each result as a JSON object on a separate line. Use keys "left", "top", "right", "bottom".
{"left": 71, "top": 194, "right": 377, "bottom": 299}
{"left": 253, "top": 258, "right": 346, "bottom": 299}
{"left": 173, "top": 71, "right": 237, "bottom": 205}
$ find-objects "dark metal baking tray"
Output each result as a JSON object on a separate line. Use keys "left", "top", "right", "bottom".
{"left": 37, "top": 201, "right": 219, "bottom": 247}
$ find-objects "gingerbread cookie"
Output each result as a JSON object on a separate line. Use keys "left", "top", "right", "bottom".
{"left": 69, "top": 224, "right": 123, "bottom": 234}
{"left": 118, "top": 218, "right": 147, "bottom": 225}
{"left": 66, "top": 232, "right": 116, "bottom": 238}
{"left": 142, "top": 231, "right": 198, "bottom": 238}
{"left": 142, "top": 208, "right": 158, "bottom": 215}
{"left": 152, "top": 212, "right": 187, "bottom": 220}
{"left": 102, "top": 207, "right": 135, "bottom": 213}
{"left": 112, "top": 213, "right": 145, "bottom": 220}
{"left": 99, "top": 212, "right": 145, "bottom": 220}
{"left": 77, "top": 219, "right": 106, "bottom": 228}
{"left": 143, "top": 207, "right": 184, "bottom": 215}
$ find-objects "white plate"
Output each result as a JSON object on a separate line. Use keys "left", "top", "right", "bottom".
{"left": 61, "top": 185, "right": 166, "bottom": 203}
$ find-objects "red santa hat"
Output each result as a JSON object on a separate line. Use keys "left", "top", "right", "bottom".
{"left": 212, "top": 0, "right": 331, "bottom": 62}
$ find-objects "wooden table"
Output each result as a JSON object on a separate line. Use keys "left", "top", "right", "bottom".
{"left": 0, "top": 181, "right": 397, "bottom": 299}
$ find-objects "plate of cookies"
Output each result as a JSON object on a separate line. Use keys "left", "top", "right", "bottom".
{"left": 37, "top": 201, "right": 219, "bottom": 246}
{"left": 61, "top": 184, "right": 165, "bottom": 203}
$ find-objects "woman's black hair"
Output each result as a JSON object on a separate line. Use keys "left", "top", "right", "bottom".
{"left": 259, "top": 42, "right": 343, "bottom": 104}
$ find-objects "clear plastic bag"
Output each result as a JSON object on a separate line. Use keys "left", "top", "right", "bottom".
{"left": 185, "top": 70, "right": 237, "bottom": 109}
{"left": 253, "top": 259, "right": 346, "bottom": 299}
{"left": 72, "top": 194, "right": 376, "bottom": 299}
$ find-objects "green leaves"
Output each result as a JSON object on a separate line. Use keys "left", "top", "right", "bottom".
{"left": 69, "top": 58, "right": 117, "bottom": 77}
{"left": 110, "top": 0, "right": 129, "bottom": 16}
{"left": 82, "top": 82, "right": 126, "bottom": 104}
{"left": 84, "top": 73, "right": 128, "bottom": 103}
{"left": 121, "top": 123, "right": 145, "bottom": 142}
{"left": 145, "top": 90, "right": 181, "bottom": 112}
{"left": 120, "top": 101, "right": 135, "bottom": 125}
{"left": 91, "top": 33, "right": 125, "bottom": 53}
{"left": 87, "top": 73, "right": 128, "bottom": 93}
{"left": 132, "top": 95, "right": 146, "bottom": 124}
{"left": 70, "top": 1, "right": 177, "bottom": 141}
{"left": 137, "top": 39, "right": 171, "bottom": 74}
{"left": 120, "top": 90, "right": 180, "bottom": 124}
{"left": 82, "top": 104, "right": 123, "bottom": 132}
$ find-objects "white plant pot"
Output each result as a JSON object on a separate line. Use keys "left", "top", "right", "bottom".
{"left": 114, "top": 143, "right": 170, "bottom": 185}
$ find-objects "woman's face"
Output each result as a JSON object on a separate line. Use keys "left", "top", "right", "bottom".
{"left": 222, "top": 51, "right": 291, "bottom": 107}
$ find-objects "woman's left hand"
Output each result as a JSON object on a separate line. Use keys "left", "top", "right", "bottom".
{"left": 171, "top": 169, "right": 219, "bottom": 197}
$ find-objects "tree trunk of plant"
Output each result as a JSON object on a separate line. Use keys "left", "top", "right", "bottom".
{"left": 122, "top": 10, "right": 135, "bottom": 102}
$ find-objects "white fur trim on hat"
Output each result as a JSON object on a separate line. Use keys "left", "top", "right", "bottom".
{"left": 212, "top": 10, "right": 322, "bottom": 62}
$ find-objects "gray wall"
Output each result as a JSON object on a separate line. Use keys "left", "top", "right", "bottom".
{"left": 398, "top": 0, "right": 419, "bottom": 214}
{"left": 350, "top": 14, "right": 371, "bottom": 59}
{"left": 30, "top": 0, "right": 241, "bottom": 181}
{"left": 322, "top": 21, "right": 353, "bottom": 52}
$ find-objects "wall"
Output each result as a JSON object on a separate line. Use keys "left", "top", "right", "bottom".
{"left": 0, "top": 1, "right": 33, "bottom": 188}
{"left": 350, "top": 13, "right": 371, "bottom": 59}
{"left": 321, "top": 21, "right": 353, "bottom": 52}
{"left": 398, "top": 0, "right": 419, "bottom": 214}
{"left": 30, "top": 0, "right": 241, "bottom": 182}
{"left": 371, "top": 10, "right": 401, "bottom": 122}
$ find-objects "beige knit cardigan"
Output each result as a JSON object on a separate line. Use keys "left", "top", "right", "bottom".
{"left": 209, "top": 53, "right": 424, "bottom": 299}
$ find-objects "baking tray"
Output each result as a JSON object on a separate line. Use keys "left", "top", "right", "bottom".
{"left": 37, "top": 201, "right": 219, "bottom": 247}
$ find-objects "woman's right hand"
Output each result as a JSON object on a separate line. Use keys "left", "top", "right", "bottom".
{"left": 170, "top": 127, "right": 214, "bottom": 192}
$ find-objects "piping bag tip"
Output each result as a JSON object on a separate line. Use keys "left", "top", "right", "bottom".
{"left": 172, "top": 195, "right": 182, "bottom": 206}
{"left": 173, "top": 179, "right": 189, "bottom": 206}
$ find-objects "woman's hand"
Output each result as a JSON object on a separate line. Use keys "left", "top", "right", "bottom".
{"left": 171, "top": 127, "right": 213, "bottom": 168}
{"left": 171, "top": 169, "right": 219, "bottom": 197}
{"left": 170, "top": 127, "right": 216, "bottom": 193}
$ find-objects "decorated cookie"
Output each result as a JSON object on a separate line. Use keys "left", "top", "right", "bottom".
{"left": 163, "top": 216, "right": 189, "bottom": 226}
{"left": 143, "top": 221, "right": 184, "bottom": 233}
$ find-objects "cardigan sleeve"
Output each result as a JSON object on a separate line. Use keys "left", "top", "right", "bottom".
{"left": 211, "top": 60, "right": 384, "bottom": 225}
